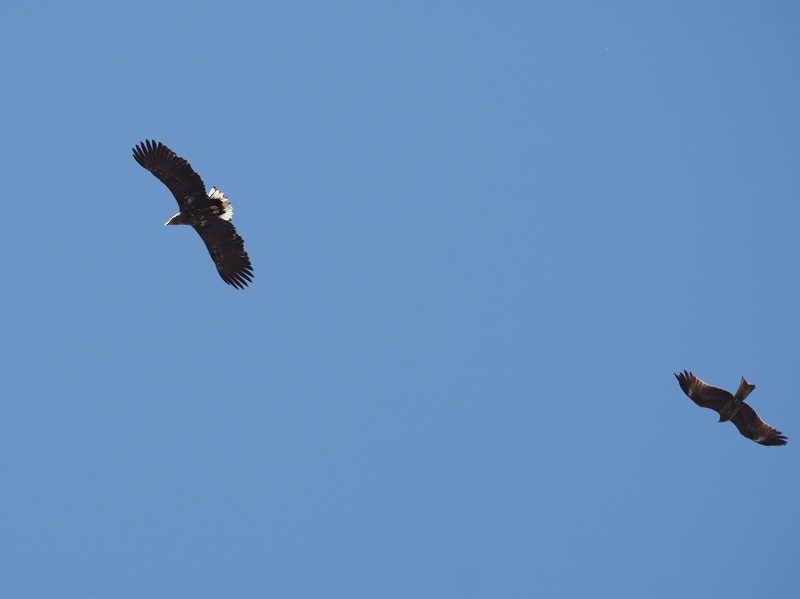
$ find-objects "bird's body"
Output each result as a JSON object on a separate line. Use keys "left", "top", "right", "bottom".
{"left": 714, "top": 376, "right": 754, "bottom": 422}
{"left": 132, "top": 140, "right": 253, "bottom": 289}
{"left": 675, "top": 370, "right": 787, "bottom": 446}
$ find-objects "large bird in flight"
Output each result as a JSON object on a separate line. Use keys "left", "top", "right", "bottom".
{"left": 675, "top": 370, "right": 787, "bottom": 446}
{"left": 133, "top": 140, "right": 254, "bottom": 289}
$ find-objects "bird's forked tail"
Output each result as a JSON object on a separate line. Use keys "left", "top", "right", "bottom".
{"left": 734, "top": 377, "right": 756, "bottom": 403}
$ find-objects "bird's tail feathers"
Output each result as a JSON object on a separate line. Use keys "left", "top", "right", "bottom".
{"left": 734, "top": 377, "right": 756, "bottom": 402}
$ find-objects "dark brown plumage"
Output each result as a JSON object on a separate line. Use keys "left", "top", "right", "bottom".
{"left": 132, "top": 140, "right": 253, "bottom": 289}
{"left": 675, "top": 370, "right": 787, "bottom": 446}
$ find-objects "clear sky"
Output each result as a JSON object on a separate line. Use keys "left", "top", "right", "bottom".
{"left": 1, "top": 1, "right": 798, "bottom": 597}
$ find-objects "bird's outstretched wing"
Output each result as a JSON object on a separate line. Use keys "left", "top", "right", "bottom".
{"left": 192, "top": 219, "right": 254, "bottom": 289}
{"left": 730, "top": 403, "right": 787, "bottom": 446}
{"left": 133, "top": 140, "right": 207, "bottom": 208}
{"left": 675, "top": 370, "right": 731, "bottom": 414}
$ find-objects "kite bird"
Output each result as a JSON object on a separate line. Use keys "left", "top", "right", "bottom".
{"left": 132, "top": 140, "right": 254, "bottom": 289}
{"left": 675, "top": 370, "right": 787, "bottom": 446}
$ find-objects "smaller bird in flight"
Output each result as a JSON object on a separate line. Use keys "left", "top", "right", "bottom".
{"left": 675, "top": 370, "right": 787, "bottom": 446}
{"left": 133, "top": 140, "right": 254, "bottom": 289}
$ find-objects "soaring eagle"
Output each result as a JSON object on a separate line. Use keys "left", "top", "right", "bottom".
{"left": 675, "top": 370, "right": 787, "bottom": 446}
{"left": 132, "top": 140, "right": 253, "bottom": 289}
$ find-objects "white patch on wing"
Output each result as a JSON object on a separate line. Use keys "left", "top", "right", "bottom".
{"left": 209, "top": 187, "right": 234, "bottom": 221}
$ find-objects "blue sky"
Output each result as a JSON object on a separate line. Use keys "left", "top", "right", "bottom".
{"left": 1, "top": 1, "right": 798, "bottom": 597}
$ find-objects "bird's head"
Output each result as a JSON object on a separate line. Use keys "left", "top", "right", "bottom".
{"left": 165, "top": 213, "right": 186, "bottom": 226}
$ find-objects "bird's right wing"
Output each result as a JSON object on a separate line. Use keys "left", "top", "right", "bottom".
{"left": 192, "top": 218, "right": 254, "bottom": 289}
{"left": 730, "top": 403, "right": 787, "bottom": 446}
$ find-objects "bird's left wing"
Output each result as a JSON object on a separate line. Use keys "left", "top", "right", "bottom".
{"left": 675, "top": 371, "right": 731, "bottom": 413}
{"left": 133, "top": 140, "right": 207, "bottom": 208}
